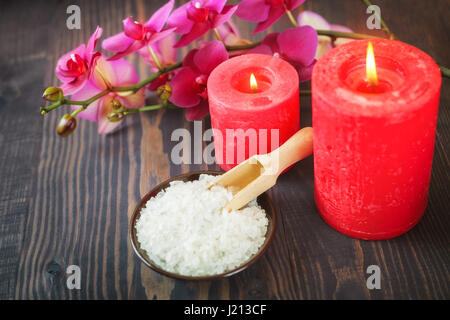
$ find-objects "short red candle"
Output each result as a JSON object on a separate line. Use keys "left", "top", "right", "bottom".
{"left": 312, "top": 39, "right": 441, "bottom": 240}
{"left": 208, "top": 54, "right": 299, "bottom": 171}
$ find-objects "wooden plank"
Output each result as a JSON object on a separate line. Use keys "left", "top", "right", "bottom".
{"left": 0, "top": 0, "right": 54, "bottom": 299}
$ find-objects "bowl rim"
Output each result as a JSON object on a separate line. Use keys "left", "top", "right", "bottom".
{"left": 129, "top": 170, "right": 278, "bottom": 281}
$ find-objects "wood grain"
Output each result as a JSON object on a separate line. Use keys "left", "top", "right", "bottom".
{"left": 0, "top": 0, "right": 448, "bottom": 300}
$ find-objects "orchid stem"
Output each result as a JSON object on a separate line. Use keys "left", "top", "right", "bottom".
{"left": 112, "top": 61, "right": 182, "bottom": 93}
{"left": 71, "top": 105, "right": 86, "bottom": 117}
{"left": 121, "top": 103, "right": 177, "bottom": 115}
{"left": 148, "top": 45, "right": 163, "bottom": 71}
{"left": 67, "top": 89, "right": 110, "bottom": 106}
{"left": 227, "top": 30, "right": 383, "bottom": 53}
{"left": 226, "top": 42, "right": 260, "bottom": 51}
{"left": 285, "top": 9, "right": 298, "bottom": 27}
{"left": 213, "top": 28, "right": 224, "bottom": 43}
{"left": 41, "top": 89, "right": 110, "bottom": 114}
{"left": 95, "top": 66, "right": 113, "bottom": 89}
{"left": 440, "top": 66, "right": 450, "bottom": 79}
{"left": 316, "top": 29, "right": 382, "bottom": 40}
{"left": 41, "top": 62, "right": 182, "bottom": 115}
{"left": 41, "top": 100, "right": 63, "bottom": 114}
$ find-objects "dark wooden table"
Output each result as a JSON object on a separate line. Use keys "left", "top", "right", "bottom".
{"left": 0, "top": 0, "right": 448, "bottom": 300}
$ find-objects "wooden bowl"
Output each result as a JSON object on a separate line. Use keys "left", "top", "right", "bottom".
{"left": 130, "top": 170, "right": 277, "bottom": 281}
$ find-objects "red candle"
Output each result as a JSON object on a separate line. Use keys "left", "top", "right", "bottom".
{"left": 208, "top": 54, "right": 299, "bottom": 171}
{"left": 312, "top": 39, "right": 441, "bottom": 240}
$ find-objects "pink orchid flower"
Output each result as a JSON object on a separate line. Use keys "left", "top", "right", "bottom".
{"left": 138, "top": 32, "right": 177, "bottom": 71}
{"left": 102, "top": 0, "right": 175, "bottom": 60}
{"left": 169, "top": 40, "right": 228, "bottom": 121}
{"left": 71, "top": 56, "right": 145, "bottom": 134}
{"left": 298, "top": 11, "right": 354, "bottom": 59}
{"left": 167, "top": 0, "right": 237, "bottom": 48}
{"left": 147, "top": 73, "right": 171, "bottom": 92}
{"left": 215, "top": 19, "right": 254, "bottom": 57}
{"left": 236, "top": 0, "right": 305, "bottom": 34}
{"left": 137, "top": 33, "right": 177, "bottom": 91}
{"left": 249, "top": 25, "right": 318, "bottom": 82}
{"left": 215, "top": 19, "right": 247, "bottom": 46}
{"left": 56, "top": 26, "right": 102, "bottom": 95}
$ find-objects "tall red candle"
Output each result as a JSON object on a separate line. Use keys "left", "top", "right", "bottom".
{"left": 208, "top": 54, "right": 299, "bottom": 171}
{"left": 312, "top": 39, "right": 441, "bottom": 240}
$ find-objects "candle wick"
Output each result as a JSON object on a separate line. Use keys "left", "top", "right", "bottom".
{"left": 367, "top": 78, "right": 377, "bottom": 93}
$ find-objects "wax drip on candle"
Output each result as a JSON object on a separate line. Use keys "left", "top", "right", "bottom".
{"left": 366, "top": 42, "right": 378, "bottom": 92}
{"left": 250, "top": 73, "right": 257, "bottom": 93}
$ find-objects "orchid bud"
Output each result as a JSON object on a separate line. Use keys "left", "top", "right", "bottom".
{"left": 186, "top": 2, "right": 209, "bottom": 23}
{"left": 111, "top": 99, "right": 122, "bottom": 110}
{"left": 123, "top": 17, "right": 145, "bottom": 40}
{"left": 157, "top": 84, "right": 172, "bottom": 103}
{"left": 43, "top": 86, "right": 63, "bottom": 102}
{"left": 107, "top": 112, "right": 124, "bottom": 122}
{"left": 56, "top": 114, "right": 77, "bottom": 137}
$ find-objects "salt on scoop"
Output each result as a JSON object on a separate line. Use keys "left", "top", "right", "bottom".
{"left": 135, "top": 174, "right": 269, "bottom": 277}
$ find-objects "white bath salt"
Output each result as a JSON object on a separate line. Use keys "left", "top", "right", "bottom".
{"left": 135, "top": 174, "right": 269, "bottom": 276}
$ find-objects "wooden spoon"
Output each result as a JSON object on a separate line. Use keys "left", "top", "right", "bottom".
{"left": 209, "top": 127, "right": 313, "bottom": 212}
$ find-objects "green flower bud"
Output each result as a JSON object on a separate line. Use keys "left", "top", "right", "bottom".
{"left": 111, "top": 99, "right": 122, "bottom": 110}
{"left": 157, "top": 84, "right": 172, "bottom": 103}
{"left": 107, "top": 112, "right": 124, "bottom": 122}
{"left": 56, "top": 114, "right": 77, "bottom": 137}
{"left": 43, "top": 87, "right": 63, "bottom": 102}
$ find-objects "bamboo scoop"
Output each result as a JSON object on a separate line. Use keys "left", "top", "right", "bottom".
{"left": 209, "top": 127, "right": 313, "bottom": 212}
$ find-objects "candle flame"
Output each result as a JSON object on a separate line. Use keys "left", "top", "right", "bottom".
{"left": 250, "top": 73, "right": 257, "bottom": 92}
{"left": 366, "top": 42, "right": 378, "bottom": 87}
